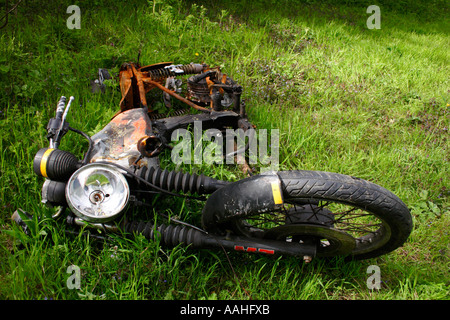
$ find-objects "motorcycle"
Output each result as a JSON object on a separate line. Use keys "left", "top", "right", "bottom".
{"left": 13, "top": 62, "right": 413, "bottom": 262}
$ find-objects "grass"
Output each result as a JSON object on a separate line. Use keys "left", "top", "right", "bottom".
{"left": 0, "top": 0, "right": 449, "bottom": 300}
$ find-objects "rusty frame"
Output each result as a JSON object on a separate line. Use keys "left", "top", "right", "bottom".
{"left": 106, "top": 61, "right": 252, "bottom": 168}
{"left": 117, "top": 61, "right": 244, "bottom": 116}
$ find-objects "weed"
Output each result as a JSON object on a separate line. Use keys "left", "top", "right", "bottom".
{"left": 0, "top": 0, "right": 448, "bottom": 300}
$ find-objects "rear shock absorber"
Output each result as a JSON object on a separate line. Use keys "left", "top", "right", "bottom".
{"left": 136, "top": 166, "right": 229, "bottom": 195}
{"left": 147, "top": 63, "right": 206, "bottom": 81}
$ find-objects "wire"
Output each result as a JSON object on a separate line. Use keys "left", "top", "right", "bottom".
{"left": 68, "top": 126, "right": 93, "bottom": 165}
{"left": 67, "top": 125, "right": 208, "bottom": 200}
{"left": 138, "top": 201, "right": 209, "bottom": 234}
{"left": 94, "top": 161, "right": 206, "bottom": 201}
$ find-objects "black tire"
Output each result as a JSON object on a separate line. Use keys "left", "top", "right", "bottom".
{"left": 214, "top": 170, "right": 413, "bottom": 260}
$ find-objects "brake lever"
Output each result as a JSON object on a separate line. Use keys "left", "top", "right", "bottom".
{"left": 47, "top": 96, "right": 74, "bottom": 148}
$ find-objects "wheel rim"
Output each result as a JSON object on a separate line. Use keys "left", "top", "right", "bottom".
{"left": 264, "top": 224, "right": 356, "bottom": 256}
{"left": 228, "top": 199, "right": 392, "bottom": 257}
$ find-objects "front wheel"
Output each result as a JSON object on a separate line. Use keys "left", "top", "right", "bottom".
{"left": 203, "top": 170, "right": 413, "bottom": 260}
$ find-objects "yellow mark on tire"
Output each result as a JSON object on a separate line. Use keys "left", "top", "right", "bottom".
{"left": 271, "top": 181, "right": 283, "bottom": 205}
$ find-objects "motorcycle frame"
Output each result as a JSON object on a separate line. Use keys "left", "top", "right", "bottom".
{"left": 94, "top": 62, "right": 308, "bottom": 257}
{"left": 105, "top": 61, "right": 255, "bottom": 167}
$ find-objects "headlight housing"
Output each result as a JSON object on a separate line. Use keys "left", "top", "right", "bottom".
{"left": 66, "top": 163, "right": 129, "bottom": 222}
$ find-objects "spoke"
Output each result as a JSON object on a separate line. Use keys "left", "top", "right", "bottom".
{"left": 231, "top": 197, "right": 391, "bottom": 255}
{"left": 333, "top": 212, "right": 372, "bottom": 224}
{"left": 239, "top": 200, "right": 384, "bottom": 237}
{"left": 282, "top": 204, "right": 295, "bottom": 224}
{"left": 244, "top": 213, "right": 284, "bottom": 229}
{"left": 318, "top": 201, "right": 331, "bottom": 209}
{"left": 335, "top": 221, "right": 383, "bottom": 234}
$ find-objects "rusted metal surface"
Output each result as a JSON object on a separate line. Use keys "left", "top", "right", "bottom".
{"left": 118, "top": 61, "right": 206, "bottom": 113}
{"left": 117, "top": 61, "right": 243, "bottom": 116}
{"left": 143, "top": 78, "right": 210, "bottom": 113}
{"left": 103, "top": 61, "right": 251, "bottom": 168}
{"left": 186, "top": 66, "right": 243, "bottom": 113}
{"left": 137, "top": 134, "right": 165, "bottom": 158}
{"left": 88, "top": 108, "right": 159, "bottom": 168}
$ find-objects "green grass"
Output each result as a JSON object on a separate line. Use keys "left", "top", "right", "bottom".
{"left": 0, "top": 0, "right": 449, "bottom": 300}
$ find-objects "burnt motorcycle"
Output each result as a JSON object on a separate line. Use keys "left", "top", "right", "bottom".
{"left": 13, "top": 62, "right": 413, "bottom": 262}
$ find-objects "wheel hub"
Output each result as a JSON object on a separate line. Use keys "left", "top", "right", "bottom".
{"left": 263, "top": 224, "right": 356, "bottom": 257}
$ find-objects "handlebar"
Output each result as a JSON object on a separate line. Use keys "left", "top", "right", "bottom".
{"left": 48, "top": 95, "right": 74, "bottom": 149}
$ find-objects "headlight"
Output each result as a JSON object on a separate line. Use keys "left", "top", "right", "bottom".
{"left": 66, "top": 163, "right": 129, "bottom": 222}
